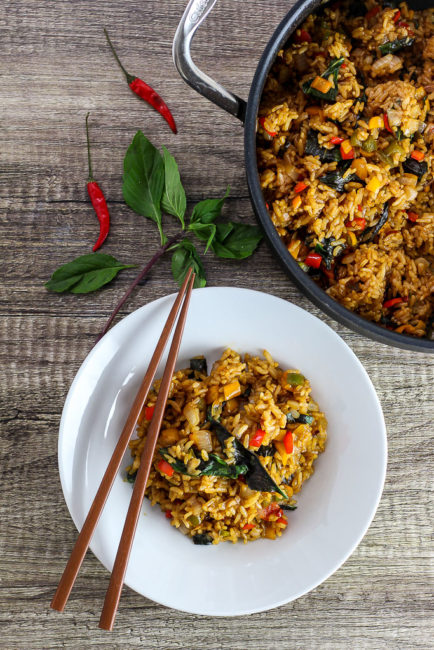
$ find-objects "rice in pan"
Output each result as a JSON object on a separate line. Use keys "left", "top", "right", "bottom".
{"left": 127, "top": 349, "right": 327, "bottom": 545}
{"left": 257, "top": 1, "right": 433, "bottom": 338}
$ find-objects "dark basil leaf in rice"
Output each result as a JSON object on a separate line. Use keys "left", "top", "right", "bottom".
{"left": 207, "top": 414, "right": 288, "bottom": 499}
{"left": 159, "top": 447, "right": 247, "bottom": 479}
{"left": 280, "top": 503, "right": 297, "bottom": 510}
{"left": 192, "top": 533, "right": 213, "bottom": 545}
{"left": 286, "top": 412, "right": 314, "bottom": 425}
{"left": 126, "top": 470, "right": 137, "bottom": 483}
{"left": 314, "top": 237, "right": 346, "bottom": 270}
{"left": 189, "top": 356, "right": 208, "bottom": 375}
{"left": 379, "top": 37, "right": 414, "bottom": 56}
{"left": 318, "top": 171, "right": 363, "bottom": 193}
{"left": 257, "top": 444, "right": 276, "bottom": 457}
{"left": 402, "top": 157, "right": 428, "bottom": 180}
{"left": 305, "top": 130, "right": 341, "bottom": 163}
{"left": 359, "top": 203, "right": 389, "bottom": 244}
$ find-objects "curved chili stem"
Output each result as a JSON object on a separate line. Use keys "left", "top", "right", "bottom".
{"left": 95, "top": 232, "right": 182, "bottom": 344}
{"left": 104, "top": 28, "right": 135, "bottom": 84}
{"left": 85, "top": 112, "right": 94, "bottom": 182}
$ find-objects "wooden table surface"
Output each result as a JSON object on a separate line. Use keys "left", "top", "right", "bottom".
{"left": 1, "top": 0, "right": 433, "bottom": 647}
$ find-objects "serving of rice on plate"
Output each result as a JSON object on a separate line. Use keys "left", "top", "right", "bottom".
{"left": 257, "top": 0, "right": 433, "bottom": 339}
{"left": 127, "top": 349, "right": 327, "bottom": 545}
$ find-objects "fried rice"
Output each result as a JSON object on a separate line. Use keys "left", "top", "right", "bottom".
{"left": 127, "top": 349, "right": 327, "bottom": 544}
{"left": 257, "top": 0, "right": 433, "bottom": 338}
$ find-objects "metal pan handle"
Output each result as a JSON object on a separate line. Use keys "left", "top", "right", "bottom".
{"left": 173, "top": 0, "right": 247, "bottom": 122}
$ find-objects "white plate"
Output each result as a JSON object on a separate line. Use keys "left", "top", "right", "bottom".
{"left": 59, "top": 287, "right": 387, "bottom": 616}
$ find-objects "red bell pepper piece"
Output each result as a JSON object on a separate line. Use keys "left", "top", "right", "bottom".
{"left": 407, "top": 211, "right": 419, "bottom": 222}
{"left": 283, "top": 431, "right": 293, "bottom": 454}
{"left": 165, "top": 510, "right": 173, "bottom": 519}
{"left": 330, "top": 136, "right": 344, "bottom": 145}
{"left": 145, "top": 405, "right": 155, "bottom": 421}
{"left": 305, "top": 252, "right": 322, "bottom": 269}
{"left": 157, "top": 459, "right": 174, "bottom": 477}
{"left": 258, "top": 117, "right": 277, "bottom": 137}
{"left": 383, "top": 297, "right": 406, "bottom": 309}
{"left": 250, "top": 429, "right": 266, "bottom": 448}
{"left": 366, "top": 6, "right": 380, "bottom": 19}
{"left": 383, "top": 113, "right": 393, "bottom": 134}
{"left": 276, "top": 516, "right": 288, "bottom": 526}
{"left": 295, "top": 29, "right": 312, "bottom": 43}
{"left": 294, "top": 181, "right": 308, "bottom": 193}
{"left": 393, "top": 9, "right": 401, "bottom": 22}
{"left": 260, "top": 503, "right": 283, "bottom": 521}
{"left": 242, "top": 524, "right": 255, "bottom": 531}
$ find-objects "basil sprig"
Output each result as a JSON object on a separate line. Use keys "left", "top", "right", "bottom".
{"left": 46, "top": 131, "right": 262, "bottom": 299}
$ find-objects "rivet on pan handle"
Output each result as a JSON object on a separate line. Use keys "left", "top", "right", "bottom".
{"left": 173, "top": 0, "right": 247, "bottom": 122}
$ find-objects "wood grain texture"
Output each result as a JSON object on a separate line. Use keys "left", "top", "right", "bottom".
{"left": 0, "top": 0, "right": 433, "bottom": 647}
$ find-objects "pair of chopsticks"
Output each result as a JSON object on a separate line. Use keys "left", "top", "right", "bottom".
{"left": 51, "top": 268, "right": 195, "bottom": 630}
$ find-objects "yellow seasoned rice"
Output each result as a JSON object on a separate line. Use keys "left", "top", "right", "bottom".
{"left": 257, "top": 1, "right": 433, "bottom": 338}
{"left": 127, "top": 349, "right": 327, "bottom": 545}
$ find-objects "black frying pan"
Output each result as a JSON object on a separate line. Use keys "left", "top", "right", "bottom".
{"left": 173, "top": 0, "right": 434, "bottom": 353}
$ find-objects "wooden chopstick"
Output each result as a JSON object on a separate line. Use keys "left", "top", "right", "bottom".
{"left": 99, "top": 271, "right": 195, "bottom": 631}
{"left": 50, "top": 268, "right": 194, "bottom": 613}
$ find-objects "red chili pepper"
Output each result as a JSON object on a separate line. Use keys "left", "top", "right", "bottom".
{"left": 145, "top": 405, "right": 155, "bottom": 421}
{"left": 383, "top": 113, "right": 393, "bottom": 134}
{"left": 250, "top": 428, "right": 266, "bottom": 448}
{"left": 366, "top": 6, "right": 380, "bottom": 19}
{"left": 104, "top": 28, "right": 177, "bottom": 134}
{"left": 341, "top": 63, "right": 347, "bottom": 69}
{"left": 295, "top": 29, "right": 312, "bottom": 43}
{"left": 358, "top": 205, "right": 363, "bottom": 211}
{"left": 276, "top": 516, "right": 288, "bottom": 526}
{"left": 305, "top": 252, "right": 322, "bottom": 269}
{"left": 85, "top": 113, "right": 110, "bottom": 252}
{"left": 283, "top": 431, "right": 293, "bottom": 454}
{"left": 407, "top": 211, "right": 418, "bottom": 222}
{"left": 165, "top": 510, "right": 173, "bottom": 519}
{"left": 157, "top": 459, "right": 174, "bottom": 477}
{"left": 383, "top": 297, "right": 407, "bottom": 309}
{"left": 330, "top": 136, "right": 344, "bottom": 145}
{"left": 258, "top": 117, "right": 277, "bottom": 137}
{"left": 393, "top": 9, "right": 401, "bottom": 22}
{"left": 294, "top": 181, "right": 308, "bottom": 193}
{"left": 242, "top": 524, "right": 255, "bottom": 531}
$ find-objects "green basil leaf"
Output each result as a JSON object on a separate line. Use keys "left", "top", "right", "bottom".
{"left": 211, "top": 222, "right": 263, "bottom": 259}
{"left": 161, "top": 146, "right": 186, "bottom": 228}
{"left": 190, "top": 187, "right": 230, "bottom": 225}
{"left": 171, "top": 239, "right": 206, "bottom": 288}
{"left": 45, "top": 253, "right": 135, "bottom": 294}
{"left": 122, "top": 131, "right": 166, "bottom": 243}
{"left": 188, "top": 221, "right": 217, "bottom": 253}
